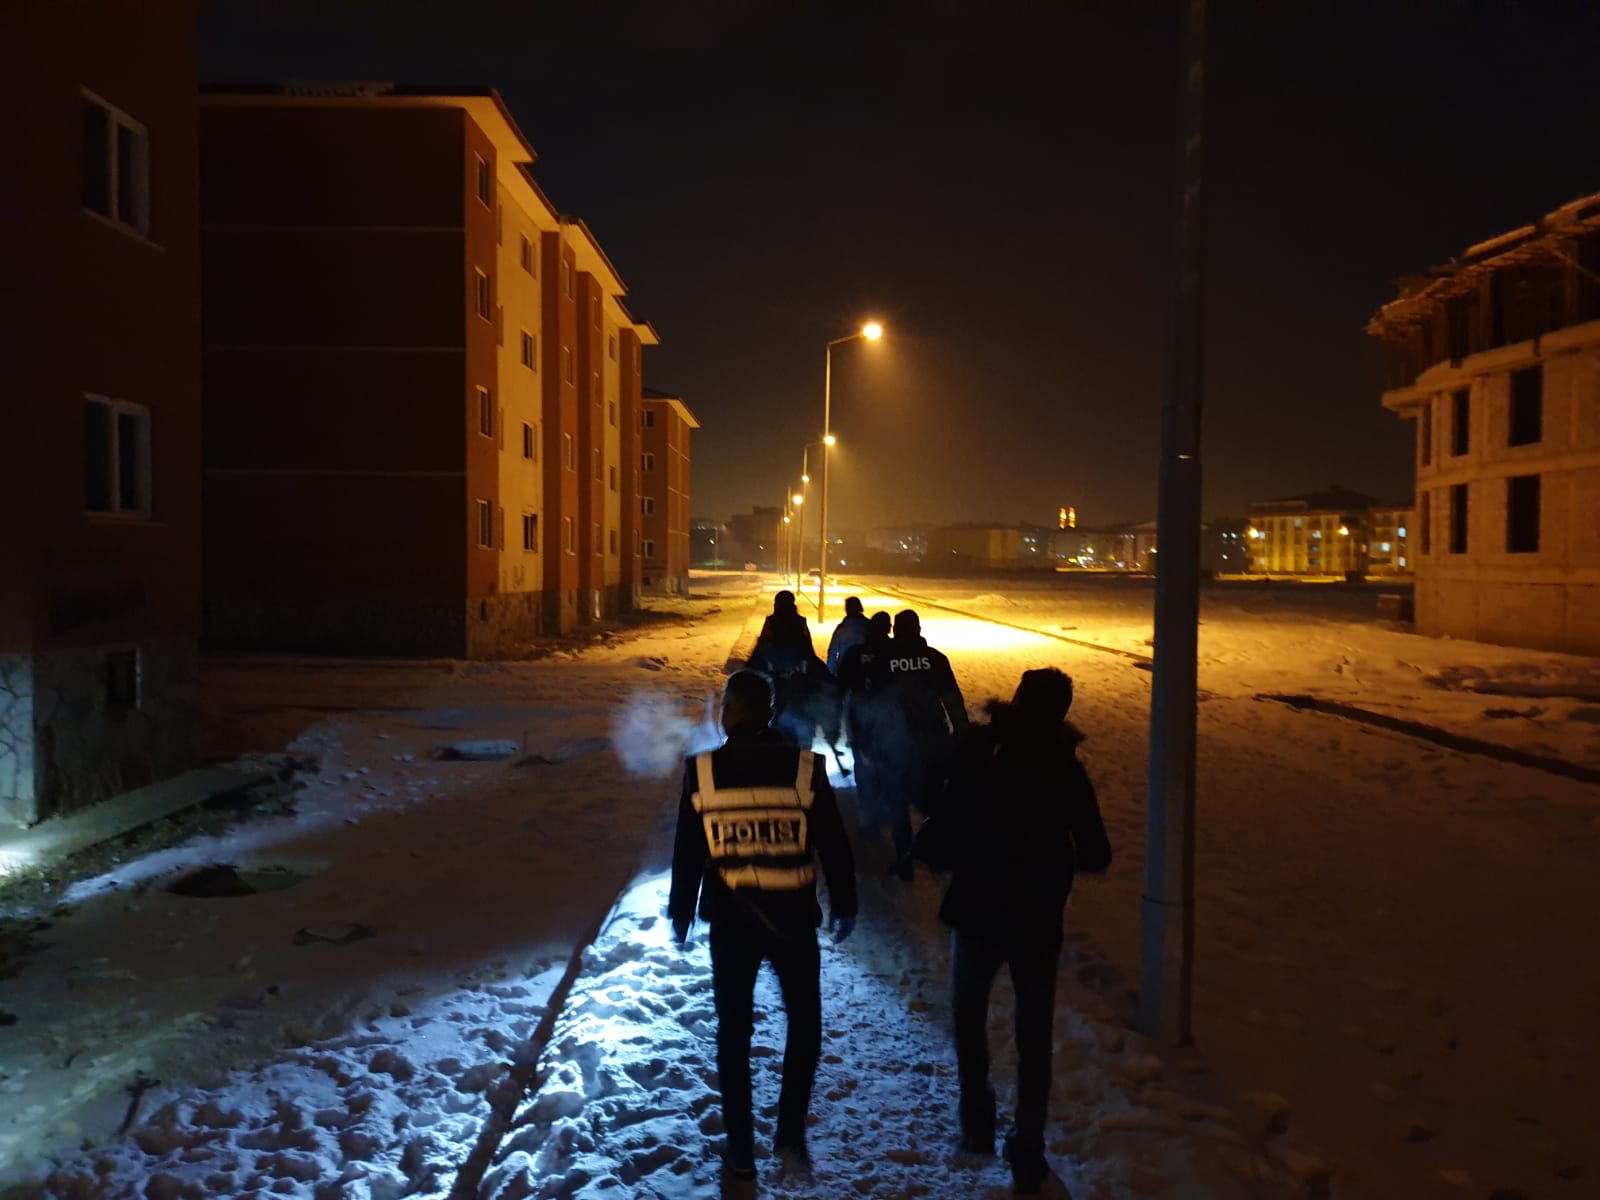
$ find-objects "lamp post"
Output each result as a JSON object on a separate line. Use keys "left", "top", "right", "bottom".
{"left": 795, "top": 445, "right": 819, "bottom": 589}
{"left": 818, "top": 322, "right": 883, "bottom": 620}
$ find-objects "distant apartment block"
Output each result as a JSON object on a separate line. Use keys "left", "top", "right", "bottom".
{"left": 2, "top": 2, "right": 202, "bottom": 825}
{"left": 928, "top": 526, "right": 1021, "bottom": 569}
{"left": 199, "top": 85, "right": 659, "bottom": 654}
{"left": 1368, "top": 194, "right": 1600, "bottom": 653}
{"left": 1244, "top": 488, "right": 1413, "bottom": 578}
{"left": 1050, "top": 523, "right": 1158, "bottom": 571}
{"left": 639, "top": 390, "right": 699, "bottom": 596}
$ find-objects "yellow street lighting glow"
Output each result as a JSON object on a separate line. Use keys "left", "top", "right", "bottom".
{"left": 862, "top": 322, "right": 883, "bottom": 340}
{"left": 792, "top": 493, "right": 804, "bottom": 505}
{"left": 1338, "top": 525, "right": 1349, "bottom": 536}
{"left": 823, "top": 434, "right": 837, "bottom": 446}
{"left": 801, "top": 473, "right": 810, "bottom": 484}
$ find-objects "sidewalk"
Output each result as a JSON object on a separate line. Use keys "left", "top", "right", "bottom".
{"left": 4, "top": 578, "right": 1317, "bottom": 1198}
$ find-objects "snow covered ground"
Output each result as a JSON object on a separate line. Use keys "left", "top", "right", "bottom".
{"left": 2, "top": 571, "right": 1596, "bottom": 1199}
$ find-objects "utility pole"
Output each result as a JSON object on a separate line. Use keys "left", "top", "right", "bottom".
{"left": 1141, "top": 0, "right": 1208, "bottom": 1047}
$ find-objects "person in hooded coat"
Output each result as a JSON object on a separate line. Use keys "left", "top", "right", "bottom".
{"left": 914, "top": 667, "right": 1112, "bottom": 1195}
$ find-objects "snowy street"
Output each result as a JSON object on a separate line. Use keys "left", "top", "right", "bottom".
{"left": 4, "top": 572, "right": 1597, "bottom": 1199}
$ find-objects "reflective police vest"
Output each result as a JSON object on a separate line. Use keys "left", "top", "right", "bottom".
{"left": 691, "top": 749, "right": 816, "bottom": 891}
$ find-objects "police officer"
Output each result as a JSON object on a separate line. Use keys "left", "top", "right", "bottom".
{"left": 668, "top": 670, "right": 858, "bottom": 1182}
{"left": 837, "top": 611, "right": 893, "bottom": 836}
{"left": 878, "top": 609, "right": 968, "bottom": 878}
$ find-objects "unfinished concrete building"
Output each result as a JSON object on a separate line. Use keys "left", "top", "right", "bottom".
{"left": 1368, "top": 194, "right": 1600, "bottom": 653}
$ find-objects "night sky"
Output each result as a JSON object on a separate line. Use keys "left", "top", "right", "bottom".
{"left": 200, "top": 0, "right": 1600, "bottom": 530}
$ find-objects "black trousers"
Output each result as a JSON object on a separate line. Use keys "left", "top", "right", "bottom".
{"left": 951, "top": 931, "right": 1061, "bottom": 1163}
{"left": 710, "top": 918, "right": 822, "bottom": 1160}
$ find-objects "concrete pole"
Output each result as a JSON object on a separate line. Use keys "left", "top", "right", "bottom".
{"left": 818, "top": 346, "right": 832, "bottom": 622}
{"left": 1140, "top": 0, "right": 1207, "bottom": 1048}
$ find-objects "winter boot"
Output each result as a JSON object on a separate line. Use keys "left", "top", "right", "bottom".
{"left": 958, "top": 1084, "right": 996, "bottom": 1156}
{"left": 1003, "top": 1129, "right": 1047, "bottom": 1195}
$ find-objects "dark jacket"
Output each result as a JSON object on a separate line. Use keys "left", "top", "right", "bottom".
{"left": 875, "top": 635, "right": 969, "bottom": 759}
{"left": 826, "top": 612, "right": 870, "bottom": 675}
{"left": 749, "top": 613, "right": 828, "bottom": 713}
{"left": 668, "top": 727, "right": 858, "bottom": 936}
{"left": 917, "top": 701, "right": 1111, "bottom": 943}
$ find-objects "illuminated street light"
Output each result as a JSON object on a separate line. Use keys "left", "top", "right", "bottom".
{"left": 792, "top": 493, "right": 804, "bottom": 506}
{"left": 818, "top": 321, "right": 884, "bottom": 618}
{"left": 823, "top": 433, "right": 837, "bottom": 446}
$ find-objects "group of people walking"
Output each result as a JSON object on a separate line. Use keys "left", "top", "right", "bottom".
{"left": 668, "top": 589, "right": 1113, "bottom": 1195}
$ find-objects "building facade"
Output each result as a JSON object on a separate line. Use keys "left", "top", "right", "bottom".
{"left": 639, "top": 391, "right": 699, "bottom": 596}
{"left": 199, "top": 85, "right": 659, "bottom": 655}
{"left": 2, "top": 2, "right": 202, "bottom": 825}
{"left": 928, "top": 526, "right": 1021, "bottom": 569}
{"left": 1368, "top": 194, "right": 1600, "bottom": 653}
{"left": 1244, "top": 489, "right": 1412, "bottom": 578}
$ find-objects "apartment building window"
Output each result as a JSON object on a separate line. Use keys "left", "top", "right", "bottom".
{"left": 608, "top": 334, "right": 618, "bottom": 361}
{"left": 475, "top": 270, "right": 491, "bottom": 320}
{"left": 642, "top": 452, "right": 656, "bottom": 472}
{"left": 562, "top": 516, "right": 574, "bottom": 554}
{"left": 1418, "top": 494, "right": 1430, "bottom": 555}
{"left": 522, "top": 513, "right": 538, "bottom": 552}
{"left": 83, "top": 395, "right": 151, "bottom": 517}
{"left": 1420, "top": 399, "right": 1433, "bottom": 467}
{"left": 105, "top": 648, "right": 141, "bottom": 709}
{"left": 592, "top": 371, "right": 600, "bottom": 404}
{"left": 1451, "top": 387, "right": 1470, "bottom": 456}
{"left": 562, "top": 259, "right": 573, "bottom": 299}
{"left": 642, "top": 409, "right": 656, "bottom": 428}
{"left": 591, "top": 296, "right": 600, "bottom": 328}
{"left": 474, "top": 155, "right": 491, "bottom": 206}
{"left": 519, "top": 234, "right": 534, "bottom": 275}
{"left": 1449, "top": 483, "right": 1468, "bottom": 554}
{"left": 609, "top": 465, "right": 618, "bottom": 492}
{"left": 608, "top": 400, "right": 617, "bottom": 427}
{"left": 608, "top": 528, "right": 619, "bottom": 555}
{"left": 592, "top": 522, "right": 600, "bottom": 554}
{"left": 82, "top": 93, "right": 150, "bottom": 237}
{"left": 521, "top": 330, "right": 535, "bottom": 369}
{"left": 593, "top": 447, "right": 601, "bottom": 481}
{"left": 476, "top": 499, "right": 493, "bottom": 548}
{"left": 1506, "top": 474, "right": 1540, "bottom": 553}
{"left": 522, "top": 422, "right": 535, "bottom": 460}
{"left": 1509, "top": 366, "right": 1543, "bottom": 446}
{"left": 477, "top": 386, "right": 493, "bottom": 436}
{"left": 562, "top": 346, "right": 573, "bottom": 384}
{"left": 644, "top": 539, "right": 656, "bottom": 558}
{"left": 641, "top": 496, "right": 655, "bottom": 515}
{"left": 562, "top": 432, "right": 574, "bottom": 470}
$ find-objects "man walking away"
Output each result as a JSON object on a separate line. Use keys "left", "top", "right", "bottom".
{"left": 878, "top": 609, "right": 968, "bottom": 878}
{"left": 836, "top": 610, "right": 892, "bottom": 837}
{"left": 826, "top": 595, "right": 870, "bottom": 675}
{"left": 748, "top": 590, "right": 829, "bottom": 749}
{"left": 668, "top": 671, "right": 859, "bottom": 1183}
{"left": 915, "top": 667, "right": 1111, "bottom": 1195}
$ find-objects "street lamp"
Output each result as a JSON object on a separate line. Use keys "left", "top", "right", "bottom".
{"left": 789, "top": 491, "right": 804, "bottom": 579}
{"left": 818, "top": 322, "right": 883, "bottom": 619}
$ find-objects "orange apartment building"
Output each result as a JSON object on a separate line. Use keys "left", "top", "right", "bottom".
{"left": 199, "top": 85, "right": 659, "bottom": 655}
{"left": 2, "top": 2, "right": 202, "bottom": 825}
{"left": 639, "top": 390, "right": 699, "bottom": 596}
